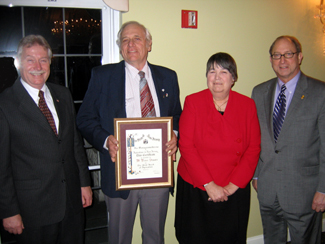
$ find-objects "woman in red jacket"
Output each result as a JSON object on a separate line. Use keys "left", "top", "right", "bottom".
{"left": 175, "top": 52, "right": 261, "bottom": 244}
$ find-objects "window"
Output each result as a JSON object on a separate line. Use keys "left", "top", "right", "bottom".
{"left": 0, "top": 0, "right": 120, "bottom": 110}
{"left": 0, "top": 1, "right": 120, "bottom": 243}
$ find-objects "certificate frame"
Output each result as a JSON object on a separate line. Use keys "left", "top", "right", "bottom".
{"left": 114, "top": 117, "right": 173, "bottom": 191}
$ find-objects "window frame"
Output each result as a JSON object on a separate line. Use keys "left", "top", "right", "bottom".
{"left": 0, "top": 0, "right": 121, "bottom": 65}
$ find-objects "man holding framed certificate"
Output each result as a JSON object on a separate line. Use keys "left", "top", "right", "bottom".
{"left": 77, "top": 21, "right": 182, "bottom": 244}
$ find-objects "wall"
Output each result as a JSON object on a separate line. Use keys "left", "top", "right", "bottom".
{"left": 121, "top": 0, "right": 325, "bottom": 243}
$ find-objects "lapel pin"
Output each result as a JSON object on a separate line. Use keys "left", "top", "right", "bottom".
{"left": 56, "top": 99, "right": 59, "bottom": 102}
{"left": 301, "top": 95, "right": 304, "bottom": 100}
{"left": 162, "top": 89, "right": 168, "bottom": 98}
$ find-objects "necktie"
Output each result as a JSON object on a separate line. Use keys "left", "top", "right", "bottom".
{"left": 38, "top": 90, "right": 58, "bottom": 136}
{"left": 273, "top": 84, "right": 286, "bottom": 142}
{"left": 139, "top": 71, "right": 156, "bottom": 117}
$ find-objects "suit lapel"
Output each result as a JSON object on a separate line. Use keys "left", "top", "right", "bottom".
{"left": 149, "top": 63, "right": 165, "bottom": 116}
{"left": 113, "top": 61, "right": 127, "bottom": 117}
{"left": 47, "top": 84, "right": 65, "bottom": 138}
{"left": 13, "top": 79, "right": 56, "bottom": 136}
{"left": 278, "top": 74, "right": 308, "bottom": 140}
{"left": 264, "top": 78, "right": 277, "bottom": 144}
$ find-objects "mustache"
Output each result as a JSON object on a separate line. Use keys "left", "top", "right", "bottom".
{"left": 29, "top": 70, "right": 46, "bottom": 75}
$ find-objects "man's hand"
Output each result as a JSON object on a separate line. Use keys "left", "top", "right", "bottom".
{"left": 252, "top": 179, "right": 257, "bottom": 192}
{"left": 3, "top": 214, "right": 24, "bottom": 235}
{"left": 312, "top": 192, "right": 325, "bottom": 212}
{"left": 106, "top": 135, "right": 119, "bottom": 162}
{"left": 166, "top": 131, "right": 177, "bottom": 161}
{"left": 81, "top": 186, "right": 93, "bottom": 208}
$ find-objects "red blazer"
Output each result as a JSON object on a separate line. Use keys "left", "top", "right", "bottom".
{"left": 177, "top": 89, "right": 261, "bottom": 190}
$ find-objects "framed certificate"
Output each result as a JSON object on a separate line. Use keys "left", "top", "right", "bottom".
{"left": 114, "top": 117, "right": 173, "bottom": 191}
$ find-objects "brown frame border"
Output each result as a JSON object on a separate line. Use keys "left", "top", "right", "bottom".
{"left": 114, "top": 117, "right": 173, "bottom": 191}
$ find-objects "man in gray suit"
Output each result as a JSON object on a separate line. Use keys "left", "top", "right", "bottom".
{"left": 252, "top": 35, "right": 325, "bottom": 244}
{"left": 0, "top": 35, "right": 92, "bottom": 244}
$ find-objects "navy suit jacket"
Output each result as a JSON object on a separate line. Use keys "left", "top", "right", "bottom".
{"left": 77, "top": 61, "right": 182, "bottom": 199}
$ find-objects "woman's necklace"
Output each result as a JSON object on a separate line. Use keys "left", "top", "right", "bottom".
{"left": 213, "top": 98, "right": 228, "bottom": 111}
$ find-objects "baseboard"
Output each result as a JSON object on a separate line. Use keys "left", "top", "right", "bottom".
{"left": 247, "top": 235, "right": 263, "bottom": 244}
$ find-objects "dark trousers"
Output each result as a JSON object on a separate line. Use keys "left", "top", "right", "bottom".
{"left": 15, "top": 195, "right": 84, "bottom": 244}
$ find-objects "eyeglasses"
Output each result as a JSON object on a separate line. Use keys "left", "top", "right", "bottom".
{"left": 271, "top": 52, "right": 297, "bottom": 60}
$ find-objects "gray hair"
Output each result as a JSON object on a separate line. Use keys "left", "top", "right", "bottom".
{"left": 116, "top": 21, "right": 152, "bottom": 48}
{"left": 17, "top": 35, "right": 52, "bottom": 64}
{"left": 269, "top": 35, "right": 302, "bottom": 56}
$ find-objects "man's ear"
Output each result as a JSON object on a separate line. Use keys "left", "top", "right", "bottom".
{"left": 147, "top": 41, "right": 152, "bottom": 52}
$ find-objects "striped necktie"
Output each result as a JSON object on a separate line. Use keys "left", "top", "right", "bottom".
{"left": 38, "top": 90, "right": 58, "bottom": 136}
{"left": 139, "top": 71, "right": 156, "bottom": 117}
{"left": 273, "top": 84, "right": 286, "bottom": 142}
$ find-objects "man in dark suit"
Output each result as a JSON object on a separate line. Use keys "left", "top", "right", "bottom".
{"left": 252, "top": 35, "right": 325, "bottom": 244}
{"left": 77, "top": 21, "right": 182, "bottom": 244}
{"left": 0, "top": 35, "right": 92, "bottom": 244}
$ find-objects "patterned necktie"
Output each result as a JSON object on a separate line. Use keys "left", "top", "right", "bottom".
{"left": 139, "top": 71, "right": 156, "bottom": 117}
{"left": 273, "top": 84, "right": 286, "bottom": 142}
{"left": 38, "top": 90, "right": 58, "bottom": 136}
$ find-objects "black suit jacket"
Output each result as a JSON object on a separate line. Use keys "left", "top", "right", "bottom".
{"left": 0, "top": 79, "right": 91, "bottom": 227}
{"left": 77, "top": 61, "right": 182, "bottom": 199}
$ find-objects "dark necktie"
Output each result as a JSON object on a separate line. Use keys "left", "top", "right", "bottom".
{"left": 38, "top": 90, "right": 58, "bottom": 136}
{"left": 273, "top": 84, "right": 286, "bottom": 142}
{"left": 139, "top": 71, "right": 156, "bottom": 117}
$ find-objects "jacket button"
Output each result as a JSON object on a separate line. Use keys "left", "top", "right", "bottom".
{"left": 236, "top": 138, "right": 242, "bottom": 143}
{"left": 236, "top": 152, "right": 241, "bottom": 156}
{"left": 62, "top": 179, "right": 66, "bottom": 183}
{"left": 275, "top": 150, "right": 279, "bottom": 154}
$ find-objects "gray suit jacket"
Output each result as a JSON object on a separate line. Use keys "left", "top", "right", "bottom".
{"left": 0, "top": 79, "right": 91, "bottom": 227}
{"left": 252, "top": 73, "right": 325, "bottom": 213}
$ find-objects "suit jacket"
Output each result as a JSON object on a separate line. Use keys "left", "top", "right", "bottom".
{"left": 252, "top": 73, "right": 325, "bottom": 213}
{"left": 76, "top": 60, "right": 182, "bottom": 199}
{"left": 0, "top": 79, "right": 91, "bottom": 227}
{"left": 177, "top": 89, "right": 261, "bottom": 190}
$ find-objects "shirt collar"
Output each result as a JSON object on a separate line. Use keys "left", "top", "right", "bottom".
{"left": 20, "top": 78, "right": 49, "bottom": 102}
{"left": 277, "top": 71, "right": 301, "bottom": 93}
{"left": 125, "top": 61, "right": 149, "bottom": 80}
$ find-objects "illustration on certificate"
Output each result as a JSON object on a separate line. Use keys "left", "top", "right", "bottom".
{"left": 126, "top": 128, "right": 163, "bottom": 180}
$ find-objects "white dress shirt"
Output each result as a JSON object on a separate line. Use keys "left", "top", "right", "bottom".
{"left": 273, "top": 71, "right": 300, "bottom": 117}
{"left": 125, "top": 61, "right": 160, "bottom": 117}
{"left": 21, "top": 79, "right": 59, "bottom": 133}
{"left": 103, "top": 61, "right": 161, "bottom": 149}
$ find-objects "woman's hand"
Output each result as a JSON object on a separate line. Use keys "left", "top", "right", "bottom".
{"left": 223, "top": 182, "right": 239, "bottom": 196}
{"left": 204, "top": 181, "right": 228, "bottom": 202}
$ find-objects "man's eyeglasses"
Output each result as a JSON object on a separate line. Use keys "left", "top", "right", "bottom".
{"left": 271, "top": 52, "right": 297, "bottom": 60}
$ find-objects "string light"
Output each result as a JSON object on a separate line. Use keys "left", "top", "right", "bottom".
{"left": 51, "top": 17, "right": 101, "bottom": 35}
